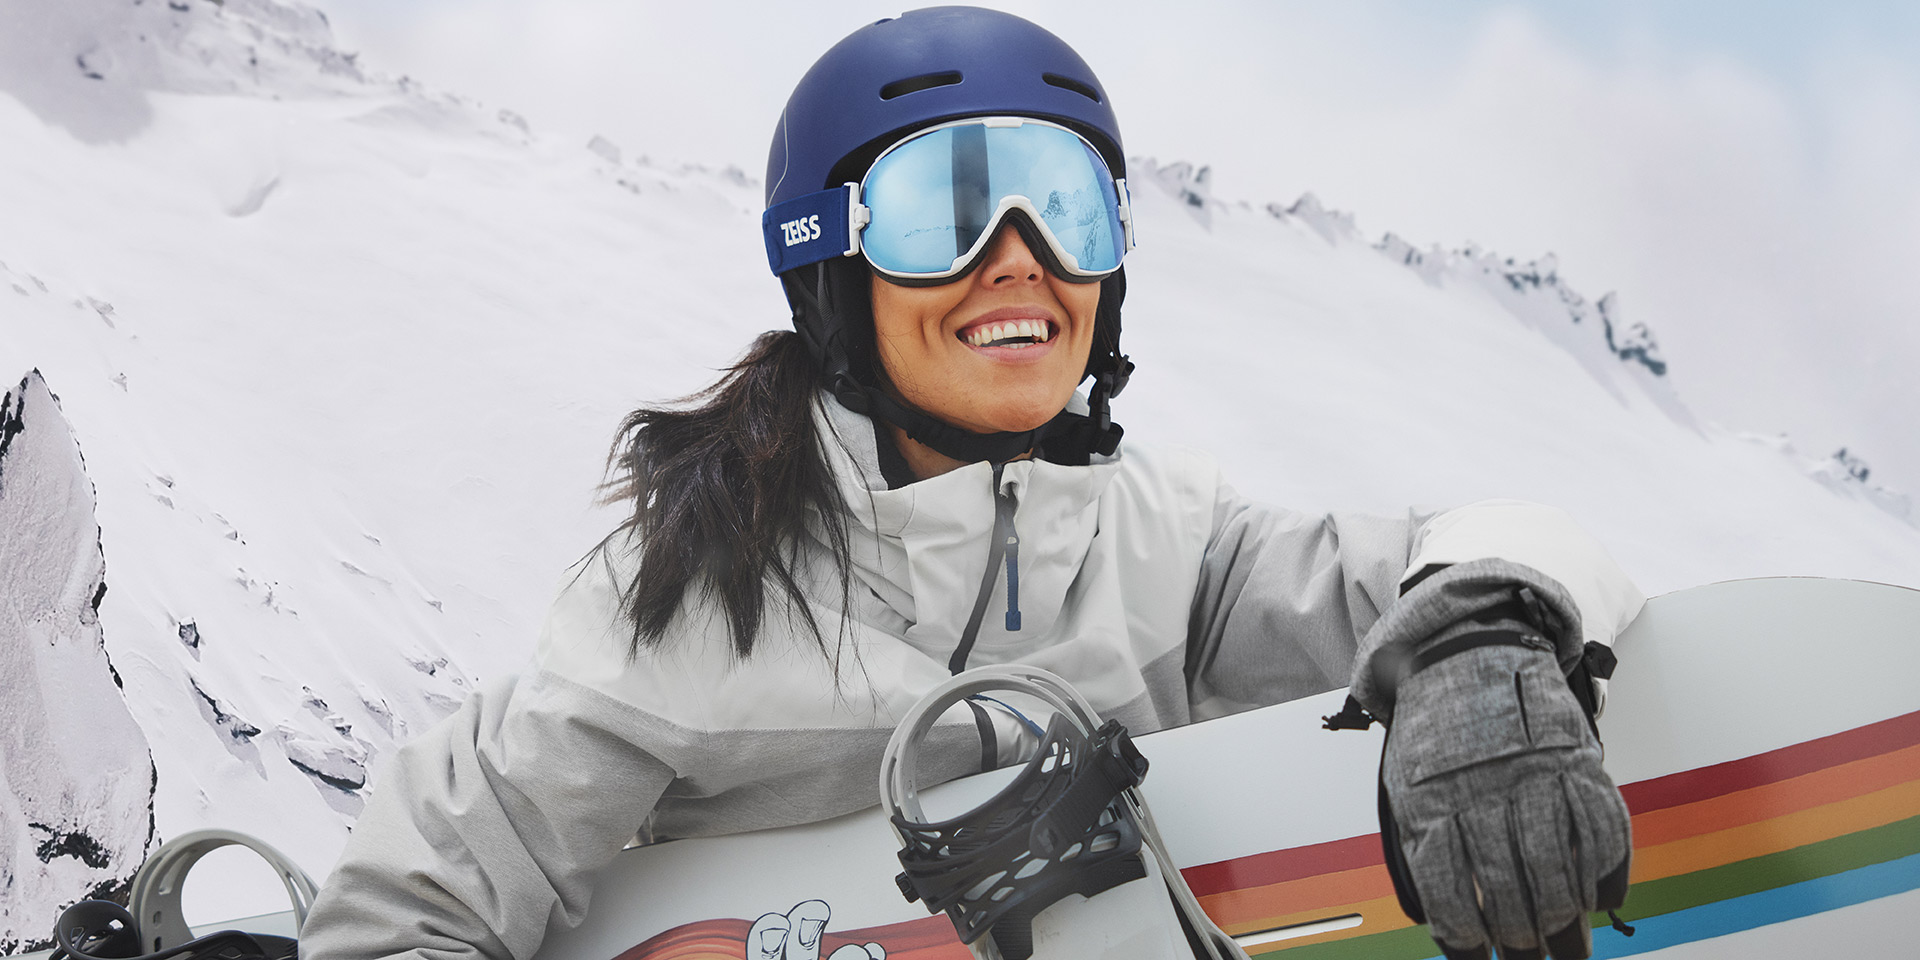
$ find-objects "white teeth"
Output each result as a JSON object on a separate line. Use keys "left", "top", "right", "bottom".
{"left": 964, "top": 320, "right": 1053, "bottom": 347}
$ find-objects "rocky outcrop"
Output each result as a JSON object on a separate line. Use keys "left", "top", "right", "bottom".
{"left": 1135, "top": 158, "right": 1223, "bottom": 230}
{"left": 0, "top": 372, "right": 156, "bottom": 952}
{"left": 1812, "top": 447, "right": 1914, "bottom": 527}
{"left": 1280, "top": 191, "right": 1365, "bottom": 247}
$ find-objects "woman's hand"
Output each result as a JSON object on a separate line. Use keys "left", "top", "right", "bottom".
{"left": 1350, "top": 559, "right": 1633, "bottom": 960}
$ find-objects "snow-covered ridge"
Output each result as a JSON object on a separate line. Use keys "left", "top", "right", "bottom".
{"left": 1738, "top": 435, "right": 1916, "bottom": 528}
{"left": 0, "top": 0, "right": 373, "bottom": 145}
{"left": 1140, "top": 157, "right": 1685, "bottom": 420}
{"left": 91, "top": 0, "right": 360, "bottom": 94}
{"left": 1373, "top": 241, "right": 1670, "bottom": 382}
{"left": 1133, "top": 155, "right": 1913, "bottom": 528}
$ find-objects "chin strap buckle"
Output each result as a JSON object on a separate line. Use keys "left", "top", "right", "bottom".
{"left": 1088, "top": 355, "right": 1133, "bottom": 435}
{"left": 830, "top": 374, "right": 869, "bottom": 415}
{"left": 1105, "top": 354, "right": 1134, "bottom": 398}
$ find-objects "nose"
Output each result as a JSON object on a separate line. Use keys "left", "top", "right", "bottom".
{"left": 975, "top": 220, "right": 1045, "bottom": 287}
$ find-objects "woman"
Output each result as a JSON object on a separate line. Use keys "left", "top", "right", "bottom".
{"left": 303, "top": 9, "right": 1642, "bottom": 960}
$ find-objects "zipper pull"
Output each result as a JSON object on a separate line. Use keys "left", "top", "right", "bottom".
{"left": 1004, "top": 521, "right": 1021, "bottom": 631}
{"left": 996, "top": 472, "right": 1022, "bottom": 631}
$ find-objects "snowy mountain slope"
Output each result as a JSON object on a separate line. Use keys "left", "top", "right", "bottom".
{"left": 0, "top": 0, "right": 782, "bottom": 929}
{"left": 1120, "top": 160, "right": 1920, "bottom": 593}
{"left": 2, "top": 0, "right": 1918, "bottom": 935}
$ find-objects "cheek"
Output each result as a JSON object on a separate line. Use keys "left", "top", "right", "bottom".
{"left": 1061, "top": 282, "right": 1102, "bottom": 348}
{"left": 870, "top": 277, "right": 960, "bottom": 346}
{"left": 868, "top": 281, "right": 910, "bottom": 344}
{"left": 869, "top": 277, "right": 969, "bottom": 391}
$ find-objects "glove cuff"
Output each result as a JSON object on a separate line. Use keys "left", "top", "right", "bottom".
{"left": 1351, "top": 558, "right": 1585, "bottom": 720}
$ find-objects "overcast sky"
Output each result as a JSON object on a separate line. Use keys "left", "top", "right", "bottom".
{"left": 313, "top": 0, "right": 1920, "bottom": 488}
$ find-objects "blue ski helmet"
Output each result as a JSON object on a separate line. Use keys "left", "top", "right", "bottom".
{"left": 765, "top": 6, "right": 1126, "bottom": 210}
{"left": 767, "top": 6, "right": 1133, "bottom": 466}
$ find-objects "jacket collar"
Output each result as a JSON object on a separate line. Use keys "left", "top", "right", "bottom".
{"left": 812, "top": 393, "right": 1121, "bottom": 661}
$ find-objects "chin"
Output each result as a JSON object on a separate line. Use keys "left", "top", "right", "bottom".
{"left": 975, "top": 399, "right": 1070, "bottom": 434}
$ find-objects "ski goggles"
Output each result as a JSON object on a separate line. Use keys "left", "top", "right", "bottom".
{"left": 763, "top": 117, "right": 1136, "bottom": 284}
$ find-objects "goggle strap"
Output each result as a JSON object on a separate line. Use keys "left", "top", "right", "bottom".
{"left": 762, "top": 184, "right": 863, "bottom": 275}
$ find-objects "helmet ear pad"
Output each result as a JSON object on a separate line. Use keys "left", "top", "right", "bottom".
{"left": 782, "top": 255, "right": 879, "bottom": 414}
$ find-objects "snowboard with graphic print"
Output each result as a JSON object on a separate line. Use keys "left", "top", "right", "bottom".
{"left": 530, "top": 577, "right": 1920, "bottom": 960}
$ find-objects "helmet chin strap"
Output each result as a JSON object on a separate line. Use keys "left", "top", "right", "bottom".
{"left": 861, "top": 389, "right": 1104, "bottom": 466}
{"left": 787, "top": 258, "right": 1127, "bottom": 468}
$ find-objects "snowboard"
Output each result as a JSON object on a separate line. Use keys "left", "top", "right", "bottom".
{"left": 515, "top": 576, "right": 1920, "bottom": 959}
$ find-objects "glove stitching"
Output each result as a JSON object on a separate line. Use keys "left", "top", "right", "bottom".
{"left": 1451, "top": 810, "right": 1496, "bottom": 954}
{"left": 1515, "top": 671, "right": 1532, "bottom": 745}
{"left": 1504, "top": 795, "right": 1546, "bottom": 953}
{"left": 1557, "top": 772, "right": 1591, "bottom": 912}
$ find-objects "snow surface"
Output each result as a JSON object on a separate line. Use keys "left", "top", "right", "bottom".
{"left": 1, "top": 0, "right": 1917, "bottom": 935}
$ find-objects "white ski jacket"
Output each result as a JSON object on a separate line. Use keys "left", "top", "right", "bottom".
{"left": 301, "top": 397, "right": 1643, "bottom": 960}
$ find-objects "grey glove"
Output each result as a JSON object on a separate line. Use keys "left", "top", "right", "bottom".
{"left": 1350, "top": 559, "right": 1632, "bottom": 960}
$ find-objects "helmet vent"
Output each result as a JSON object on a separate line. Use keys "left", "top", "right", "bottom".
{"left": 1042, "top": 73, "right": 1101, "bottom": 103}
{"left": 880, "top": 71, "right": 963, "bottom": 100}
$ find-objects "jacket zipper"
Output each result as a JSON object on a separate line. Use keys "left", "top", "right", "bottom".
{"left": 947, "top": 462, "right": 1023, "bottom": 674}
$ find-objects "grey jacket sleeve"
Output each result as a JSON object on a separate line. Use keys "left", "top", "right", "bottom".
{"left": 1184, "top": 482, "right": 1430, "bottom": 720}
{"left": 1184, "top": 487, "right": 1645, "bottom": 723}
{"left": 298, "top": 668, "right": 677, "bottom": 960}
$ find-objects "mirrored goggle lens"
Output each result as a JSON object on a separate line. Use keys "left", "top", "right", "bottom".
{"left": 861, "top": 121, "right": 1125, "bottom": 280}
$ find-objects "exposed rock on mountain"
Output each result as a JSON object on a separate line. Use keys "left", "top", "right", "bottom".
{"left": 0, "top": 371, "right": 155, "bottom": 953}
{"left": 1136, "top": 158, "right": 1221, "bottom": 229}
{"left": 0, "top": 0, "right": 366, "bottom": 144}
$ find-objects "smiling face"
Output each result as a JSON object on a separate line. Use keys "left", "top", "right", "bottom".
{"left": 869, "top": 219, "right": 1100, "bottom": 451}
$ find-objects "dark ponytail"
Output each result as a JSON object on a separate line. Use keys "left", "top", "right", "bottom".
{"left": 600, "top": 331, "right": 853, "bottom": 661}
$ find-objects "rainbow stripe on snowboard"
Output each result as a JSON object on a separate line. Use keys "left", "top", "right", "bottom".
{"left": 608, "top": 707, "right": 1920, "bottom": 960}
{"left": 1191, "top": 706, "right": 1920, "bottom": 958}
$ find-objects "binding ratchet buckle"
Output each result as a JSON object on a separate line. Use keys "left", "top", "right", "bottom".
{"left": 880, "top": 664, "right": 1249, "bottom": 960}
{"left": 892, "top": 715, "right": 1149, "bottom": 960}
